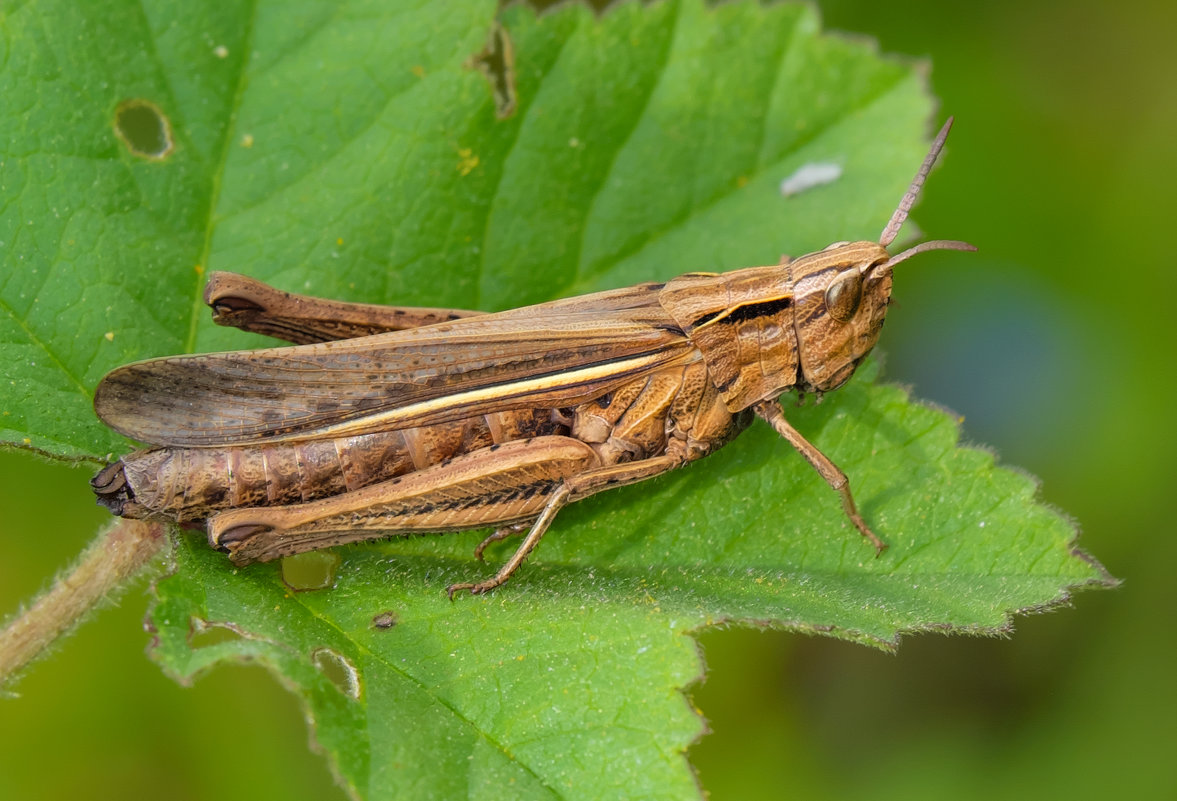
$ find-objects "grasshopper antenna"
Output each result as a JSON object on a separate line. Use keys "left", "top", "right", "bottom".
{"left": 876, "top": 238, "right": 976, "bottom": 273}
{"left": 874, "top": 116, "right": 976, "bottom": 272}
{"left": 879, "top": 117, "right": 955, "bottom": 248}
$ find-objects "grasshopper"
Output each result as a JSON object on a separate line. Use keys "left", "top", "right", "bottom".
{"left": 91, "top": 118, "right": 974, "bottom": 596}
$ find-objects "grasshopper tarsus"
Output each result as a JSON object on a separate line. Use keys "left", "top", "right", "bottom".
{"left": 447, "top": 580, "right": 493, "bottom": 598}
{"left": 851, "top": 515, "right": 888, "bottom": 557}
{"left": 838, "top": 482, "right": 885, "bottom": 555}
{"left": 445, "top": 560, "right": 523, "bottom": 599}
{"left": 446, "top": 577, "right": 522, "bottom": 597}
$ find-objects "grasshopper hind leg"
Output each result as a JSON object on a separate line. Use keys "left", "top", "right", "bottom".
{"left": 204, "top": 435, "right": 685, "bottom": 596}
{"left": 202, "top": 272, "right": 484, "bottom": 344}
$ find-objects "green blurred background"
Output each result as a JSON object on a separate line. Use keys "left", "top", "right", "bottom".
{"left": 2, "top": 1, "right": 1173, "bottom": 798}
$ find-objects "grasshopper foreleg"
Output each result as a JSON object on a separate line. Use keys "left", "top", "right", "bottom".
{"left": 446, "top": 453, "right": 683, "bottom": 596}
{"left": 753, "top": 400, "right": 886, "bottom": 555}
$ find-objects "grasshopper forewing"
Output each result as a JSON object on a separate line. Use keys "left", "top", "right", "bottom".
{"left": 92, "top": 118, "right": 975, "bottom": 596}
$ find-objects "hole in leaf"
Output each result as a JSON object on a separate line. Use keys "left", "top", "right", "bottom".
{"left": 467, "top": 21, "right": 517, "bottom": 119}
{"left": 188, "top": 617, "right": 246, "bottom": 648}
{"left": 281, "top": 551, "right": 340, "bottom": 591}
{"left": 371, "top": 610, "right": 399, "bottom": 630}
{"left": 312, "top": 647, "right": 361, "bottom": 699}
{"left": 114, "top": 99, "right": 174, "bottom": 160}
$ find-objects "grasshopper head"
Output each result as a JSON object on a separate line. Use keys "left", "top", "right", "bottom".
{"left": 789, "top": 241, "right": 894, "bottom": 392}
{"left": 791, "top": 118, "right": 975, "bottom": 393}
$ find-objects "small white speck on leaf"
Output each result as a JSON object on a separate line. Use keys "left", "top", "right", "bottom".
{"left": 780, "top": 162, "right": 843, "bottom": 197}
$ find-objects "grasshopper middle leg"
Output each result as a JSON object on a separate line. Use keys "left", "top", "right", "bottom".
{"left": 446, "top": 453, "right": 683, "bottom": 596}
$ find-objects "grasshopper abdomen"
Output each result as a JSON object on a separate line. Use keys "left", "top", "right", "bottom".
{"left": 93, "top": 409, "right": 566, "bottom": 523}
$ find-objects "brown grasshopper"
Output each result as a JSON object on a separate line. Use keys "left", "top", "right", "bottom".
{"left": 91, "top": 118, "right": 974, "bottom": 596}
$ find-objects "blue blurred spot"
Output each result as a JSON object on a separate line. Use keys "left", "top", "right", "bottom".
{"left": 880, "top": 255, "right": 1091, "bottom": 464}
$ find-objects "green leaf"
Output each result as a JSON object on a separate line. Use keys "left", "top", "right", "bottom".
{"left": 1, "top": 1, "right": 1111, "bottom": 799}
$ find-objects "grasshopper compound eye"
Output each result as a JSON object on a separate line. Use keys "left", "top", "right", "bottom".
{"left": 824, "top": 270, "right": 864, "bottom": 322}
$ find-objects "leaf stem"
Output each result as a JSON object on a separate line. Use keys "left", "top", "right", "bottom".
{"left": 0, "top": 520, "right": 165, "bottom": 690}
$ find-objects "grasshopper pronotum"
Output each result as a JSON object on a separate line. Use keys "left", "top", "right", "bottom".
{"left": 92, "top": 119, "right": 974, "bottom": 596}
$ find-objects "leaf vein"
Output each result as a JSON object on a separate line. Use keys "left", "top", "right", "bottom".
{"left": 187, "top": 0, "right": 260, "bottom": 353}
